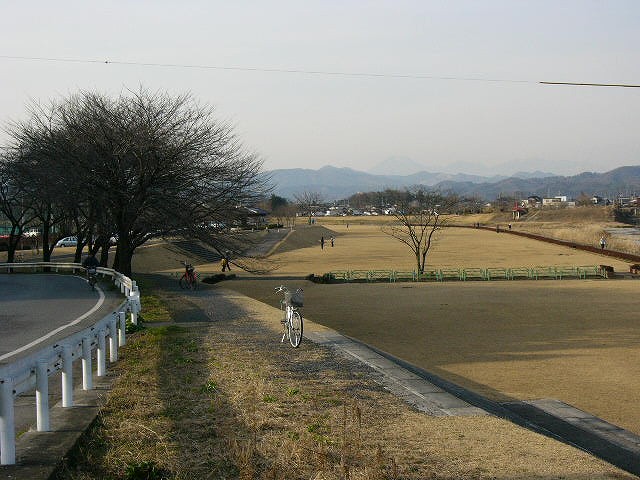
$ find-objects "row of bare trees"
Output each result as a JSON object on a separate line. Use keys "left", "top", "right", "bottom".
{"left": 0, "top": 89, "right": 267, "bottom": 275}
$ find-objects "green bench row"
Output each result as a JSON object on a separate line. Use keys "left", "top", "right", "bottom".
{"left": 327, "top": 266, "right": 606, "bottom": 282}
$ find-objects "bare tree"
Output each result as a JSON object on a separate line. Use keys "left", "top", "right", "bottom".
{"left": 4, "top": 88, "right": 268, "bottom": 276}
{"left": 294, "top": 191, "right": 324, "bottom": 224}
{"left": 382, "top": 188, "right": 456, "bottom": 274}
{"left": 0, "top": 153, "right": 38, "bottom": 262}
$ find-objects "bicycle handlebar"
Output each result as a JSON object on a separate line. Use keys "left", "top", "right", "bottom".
{"left": 274, "top": 285, "right": 289, "bottom": 293}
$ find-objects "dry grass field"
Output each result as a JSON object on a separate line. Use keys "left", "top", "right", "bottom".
{"left": 50, "top": 215, "right": 640, "bottom": 478}
{"left": 211, "top": 222, "right": 640, "bottom": 437}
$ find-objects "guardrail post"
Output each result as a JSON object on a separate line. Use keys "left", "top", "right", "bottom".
{"left": 130, "top": 308, "right": 138, "bottom": 326}
{"left": 109, "top": 315, "right": 118, "bottom": 363}
{"left": 0, "top": 378, "right": 16, "bottom": 465}
{"left": 118, "top": 311, "right": 126, "bottom": 347}
{"left": 82, "top": 337, "right": 93, "bottom": 391}
{"left": 97, "top": 330, "right": 106, "bottom": 377}
{"left": 62, "top": 345, "right": 73, "bottom": 407}
{"left": 36, "top": 362, "right": 50, "bottom": 431}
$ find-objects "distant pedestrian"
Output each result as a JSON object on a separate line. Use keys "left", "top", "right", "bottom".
{"left": 508, "top": 223, "right": 512, "bottom": 230}
{"left": 320, "top": 236, "right": 325, "bottom": 250}
{"left": 600, "top": 236, "right": 606, "bottom": 250}
{"left": 330, "top": 236, "right": 334, "bottom": 247}
{"left": 221, "top": 251, "right": 232, "bottom": 271}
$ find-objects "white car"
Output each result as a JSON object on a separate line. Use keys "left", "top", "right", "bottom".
{"left": 55, "top": 236, "right": 78, "bottom": 247}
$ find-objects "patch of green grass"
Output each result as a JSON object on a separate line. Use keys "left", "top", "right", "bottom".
{"left": 173, "top": 355, "right": 193, "bottom": 365}
{"left": 263, "top": 394, "right": 277, "bottom": 403}
{"left": 126, "top": 320, "right": 145, "bottom": 334}
{"left": 139, "top": 294, "right": 172, "bottom": 323}
{"left": 286, "top": 387, "right": 300, "bottom": 396}
{"left": 201, "top": 380, "right": 218, "bottom": 394}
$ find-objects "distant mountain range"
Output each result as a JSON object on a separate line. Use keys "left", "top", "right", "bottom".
{"left": 267, "top": 165, "right": 640, "bottom": 201}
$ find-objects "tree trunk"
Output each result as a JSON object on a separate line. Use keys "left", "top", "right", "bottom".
{"left": 99, "top": 243, "right": 110, "bottom": 267}
{"left": 113, "top": 239, "right": 133, "bottom": 276}
{"left": 6, "top": 235, "right": 20, "bottom": 264}
{"left": 41, "top": 224, "right": 53, "bottom": 262}
{"left": 73, "top": 243, "right": 84, "bottom": 263}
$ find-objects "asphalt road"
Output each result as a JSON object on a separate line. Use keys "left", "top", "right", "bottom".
{"left": 0, "top": 274, "right": 116, "bottom": 359}
{"left": 0, "top": 273, "right": 126, "bottom": 437}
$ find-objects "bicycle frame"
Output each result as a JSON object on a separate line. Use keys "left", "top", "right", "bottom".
{"left": 179, "top": 261, "right": 198, "bottom": 290}
{"left": 275, "top": 286, "right": 303, "bottom": 348}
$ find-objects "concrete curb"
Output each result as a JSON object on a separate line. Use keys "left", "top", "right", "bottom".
{"left": 2, "top": 375, "right": 115, "bottom": 480}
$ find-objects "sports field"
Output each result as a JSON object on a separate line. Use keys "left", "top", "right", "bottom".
{"left": 215, "top": 223, "right": 640, "bottom": 435}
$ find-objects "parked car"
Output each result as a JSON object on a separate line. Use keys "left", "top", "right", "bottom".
{"left": 55, "top": 236, "right": 78, "bottom": 247}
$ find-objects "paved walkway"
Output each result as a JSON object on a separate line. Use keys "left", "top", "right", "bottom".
{"left": 305, "top": 328, "right": 486, "bottom": 417}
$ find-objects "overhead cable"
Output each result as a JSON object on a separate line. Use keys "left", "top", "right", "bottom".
{"left": 1, "top": 54, "right": 638, "bottom": 88}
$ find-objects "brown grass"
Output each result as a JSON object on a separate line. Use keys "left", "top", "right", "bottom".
{"left": 51, "top": 213, "right": 640, "bottom": 479}
{"left": 58, "top": 287, "right": 634, "bottom": 479}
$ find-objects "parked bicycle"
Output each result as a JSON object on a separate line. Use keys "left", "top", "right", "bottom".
{"left": 274, "top": 285, "right": 304, "bottom": 347}
{"left": 179, "top": 261, "right": 199, "bottom": 290}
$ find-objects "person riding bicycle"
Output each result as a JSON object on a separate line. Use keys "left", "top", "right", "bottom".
{"left": 82, "top": 253, "right": 100, "bottom": 281}
{"left": 82, "top": 253, "right": 100, "bottom": 269}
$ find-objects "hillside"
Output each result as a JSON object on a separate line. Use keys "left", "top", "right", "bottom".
{"left": 267, "top": 165, "right": 509, "bottom": 199}
{"left": 267, "top": 165, "right": 640, "bottom": 201}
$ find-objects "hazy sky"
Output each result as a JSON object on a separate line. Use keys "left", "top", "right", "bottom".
{"left": 1, "top": 1, "right": 639, "bottom": 176}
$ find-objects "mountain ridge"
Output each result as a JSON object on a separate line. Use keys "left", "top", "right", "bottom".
{"left": 267, "top": 165, "right": 640, "bottom": 201}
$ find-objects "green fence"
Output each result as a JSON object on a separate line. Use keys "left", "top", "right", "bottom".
{"left": 327, "top": 265, "right": 607, "bottom": 283}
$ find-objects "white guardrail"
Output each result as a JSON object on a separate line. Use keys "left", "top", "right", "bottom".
{"left": 0, "top": 262, "right": 141, "bottom": 465}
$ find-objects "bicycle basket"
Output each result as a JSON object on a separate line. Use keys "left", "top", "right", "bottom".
{"left": 285, "top": 288, "right": 304, "bottom": 307}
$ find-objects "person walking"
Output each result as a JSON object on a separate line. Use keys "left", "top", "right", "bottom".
{"left": 221, "top": 251, "right": 232, "bottom": 271}
{"left": 330, "top": 236, "right": 334, "bottom": 247}
{"left": 599, "top": 236, "right": 606, "bottom": 250}
{"left": 320, "top": 236, "right": 325, "bottom": 250}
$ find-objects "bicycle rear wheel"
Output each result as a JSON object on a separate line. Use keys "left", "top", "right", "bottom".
{"left": 192, "top": 274, "right": 199, "bottom": 290}
{"left": 288, "top": 310, "right": 303, "bottom": 348}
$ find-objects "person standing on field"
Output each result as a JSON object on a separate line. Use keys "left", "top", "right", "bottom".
{"left": 600, "top": 236, "right": 606, "bottom": 250}
{"left": 320, "top": 236, "right": 325, "bottom": 250}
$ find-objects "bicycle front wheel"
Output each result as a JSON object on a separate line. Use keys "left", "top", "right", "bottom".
{"left": 192, "top": 275, "right": 199, "bottom": 290}
{"left": 288, "top": 310, "right": 303, "bottom": 348}
{"left": 179, "top": 275, "right": 189, "bottom": 289}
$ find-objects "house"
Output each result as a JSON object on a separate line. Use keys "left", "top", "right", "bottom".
{"left": 512, "top": 205, "right": 528, "bottom": 220}
{"left": 542, "top": 196, "right": 568, "bottom": 207}
{"left": 236, "top": 206, "right": 269, "bottom": 227}
{"left": 527, "top": 195, "right": 542, "bottom": 208}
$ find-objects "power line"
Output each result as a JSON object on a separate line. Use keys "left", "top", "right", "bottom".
{"left": 540, "top": 81, "right": 640, "bottom": 88}
{"left": 1, "top": 54, "right": 638, "bottom": 88}
{"left": 0, "top": 54, "right": 533, "bottom": 83}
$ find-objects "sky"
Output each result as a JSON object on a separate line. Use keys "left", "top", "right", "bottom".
{"left": 1, "top": 1, "right": 639, "bottom": 177}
